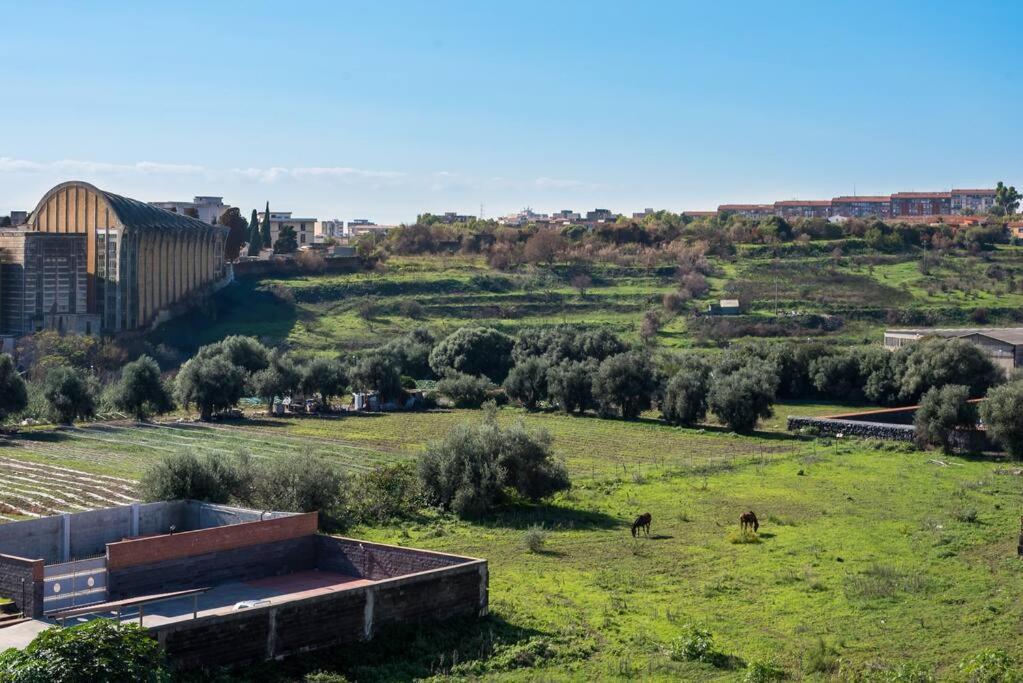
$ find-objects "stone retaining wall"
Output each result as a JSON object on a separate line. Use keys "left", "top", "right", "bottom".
{"left": 787, "top": 416, "right": 916, "bottom": 441}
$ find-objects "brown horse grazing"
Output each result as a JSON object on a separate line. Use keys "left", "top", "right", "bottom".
{"left": 739, "top": 511, "right": 759, "bottom": 533}
{"left": 631, "top": 512, "right": 652, "bottom": 537}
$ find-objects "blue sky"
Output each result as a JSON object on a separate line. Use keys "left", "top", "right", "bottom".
{"left": 1, "top": 1, "right": 1020, "bottom": 223}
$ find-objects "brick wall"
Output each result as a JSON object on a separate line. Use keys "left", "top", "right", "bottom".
{"left": 108, "top": 536, "right": 317, "bottom": 600}
{"left": 0, "top": 554, "right": 43, "bottom": 618}
{"left": 106, "top": 512, "right": 317, "bottom": 570}
{"left": 150, "top": 559, "right": 487, "bottom": 669}
{"left": 316, "top": 536, "right": 471, "bottom": 580}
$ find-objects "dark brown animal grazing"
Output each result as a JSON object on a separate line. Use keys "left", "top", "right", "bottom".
{"left": 739, "top": 510, "right": 759, "bottom": 533}
{"left": 631, "top": 512, "right": 652, "bottom": 537}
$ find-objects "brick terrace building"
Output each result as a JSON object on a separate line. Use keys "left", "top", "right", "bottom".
{"left": 831, "top": 195, "right": 891, "bottom": 218}
{"left": 951, "top": 188, "right": 997, "bottom": 214}
{"left": 774, "top": 200, "right": 833, "bottom": 218}
{"left": 718, "top": 203, "right": 775, "bottom": 218}
{"left": 889, "top": 192, "right": 952, "bottom": 217}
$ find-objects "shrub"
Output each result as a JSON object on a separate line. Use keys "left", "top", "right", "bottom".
{"left": 109, "top": 355, "right": 173, "bottom": 421}
{"left": 523, "top": 524, "right": 548, "bottom": 553}
{"left": 0, "top": 353, "right": 28, "bottom": 425}
{"left": 245, "top": 453, "right": 346, "bottom": 524}
{"left": 898, "top": 338, "right": 1002, "bottom": 404}
{"left": 593, "top": 352, "right": 659, "bottom": 419}
{"left": 668, "top": 623, "right": 717, "bottom": 663}
{"left": 744, "top": 660, "right": 786, "bottom": 683}
{"left": 914, "top": 384, "right": 977, "bottom": 452}
{"left": 661, "top": 355, "right": 711, "bottom": 426}
{"left": 436, "top": 372, "right": 494, "bottom": 408}
{"left": 503, "top": 357, "right": 551, "bottom": 410}
{"left": 0, "top": 618, "right": 169, "bottom": 682}
{"left": 296, "top": 249, "right": 326, "bottom": 273}
{"left": 138, "top": 451, "right": 240, "bottom": 504}
{"left": 42, "top": 366, "right": 97, "bottom": 425}
{"left": 429, "top": 326, "right": 514, "bottom": 382}
{"left": 805, "top": 637, "right": 840, "bottom": 674}
{"left": 347, "top": 462, "right": 425, "bottom": 524}
{"left": 417, "top": 405, "right": 569, "bottom": 518}
{"left": 980, "top": 381, "right": 1023, "bottom": 458}
{"left": 708, "top": 360, "right": 777, "bottom": 433}
{"left": 547, "top": 360, "right": 596, "bottom": 413}
{"left": 958, "top": 649, "right": 1020, "bottom": 683}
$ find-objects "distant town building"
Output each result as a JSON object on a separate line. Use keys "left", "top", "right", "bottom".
{"left": 2, "top": 181, "right": 227, "bottom": 335}
{"left": 632, "top": 208, "right": 655, "bottom": 219}
{"left": 1007, "top": 221, "right": 1023, "bottom": 239}
{"left": 257, "top": 211, "right": 317, "bottom": 247}
{"left": 585, "top": 208, "right": 616, "bottom": 222}
{"left": 436, "top": 212, "right": 475, "bottom": 224}
{"left": 706, "top": 298, "right": 740, "bottom": 315}
{"left": 830, "top": 196, "right": 891, "bottom": 218}
{"left": 951, "top": 188, "right": 997, "bottom": 214}
{"left": 774, "top": 200, "right": 832, "bottom": 219}
{"left": 346, "top": 219, "right": 394, "bottom": 238}
{"left": 889, "top": 192, "right": 952, "bottom": 217}
{"left": 4, "top": 211, "right": 29, "bottom": 226}
{"left": 150, "top": 196, "right": 230, "bottom": 225}
{"left": 718, "top": 204, "right": 775, "bottom": 218}
{"left": 318, "top": 219, "right": 344, "bottom": 241}
{"left": 499, "top": 208, "right": 550, "bottom": 227}
{"left": 884, "top": 327, "right": 1023, "bottom": 372}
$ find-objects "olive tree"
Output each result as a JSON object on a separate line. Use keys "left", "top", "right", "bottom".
{"left": 708, "top": 360, "right": 777, "bottom": 433}
{"left": 981, "top": 381, "right": 1023, "bottom": 458}
{"left": 43, "top": 366, "right": 97, "bottom": 425}
{"left": 503, "top": 357, "right": 551, "bottom": 410}
{"left": 914, "top": 384, "right": 976, "bottom": 453}
{"left": 110, "top": 355, "right": 173, "bottom": 421}
{"left": 592, "top": 352, "right": 659, "bottom": 419}
{"left": 661, "top": 355, "right": 711, "bottom": 426}
{"left": 429, "top": 326, "right": 514, "bottom": 382}
{"left": 175, "top": 354, "right": 247, "bottom": 420}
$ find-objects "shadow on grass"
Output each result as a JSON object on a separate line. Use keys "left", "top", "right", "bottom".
{"left": 479, "top": 501, "right": 623, "bottom": 531}
{"left": 219, "top": 613, "right": 546, "bottom": 683}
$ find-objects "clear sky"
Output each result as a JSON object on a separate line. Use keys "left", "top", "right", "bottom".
{"left": 1, "top": 1, "right": 1020, "bottom": 223}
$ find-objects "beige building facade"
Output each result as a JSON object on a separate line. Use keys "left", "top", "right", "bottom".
{"left": 3, "top": 181, "right": 228, "bottom": 334}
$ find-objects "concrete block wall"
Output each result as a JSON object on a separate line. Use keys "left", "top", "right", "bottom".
{"left": 0, "top": 554, "right": 44, "bottom": 618}
{"left": 67, "top": 506, "right": 132, "bottom": 559}
{"left": 0, "top": 516, "right": 62, "bottom": 564}
{"left": 151, "top": 559, "right": 487, "bottom": 669}
{"left": 316, "top": 536, "right": 470, "bottom": 580}
{"left": 108, "top": 536, "right": 317, "bottom": 600}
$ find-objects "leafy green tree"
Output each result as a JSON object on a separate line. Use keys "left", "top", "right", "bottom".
{"left": 218, "top": 207, "right": 248, "bottom": 261}
{"left": 42, "top": 366, "right": 96, "bottom": 425}
{"left": 503, "top": 357, "right": 550, "bottom": 410}
{"left": 245, "top": 453, "right": 345, "bottom": 521}
{"left": 139, "top": 451, "right": 240, "bottom": 504}
{"left": 260, "top": 201, "right": 271, "bottom": 248}
{"left": 994, "top": 181, "right": 1021, "bottom": 216}
{"left": 810, "top": 352, "right": 865, "bottom": 400}
{"left": 273, "top": 224, "right": 299, "bottom": 254}
{"left": 247, "top": 208, "right": 261, "bottom": 256}
{"left": 429, "top": 326, "right": 515, "bottom": 382}
{"left": 350, "top": 352, "right": 403, "bottom": 401}
{"left": 174, "top": 354, "right": 247, "bottom": 420}
{"left": 661, "top": 355, "right": 711, "bottom": 426}
{"left": 251, "top": 351, "right": 301, "bottom": 414}
{"left": 0, "top": 353, "right": 28, "bottom": 425}
{"left": 593, "top": 352, "right": 659, "bottom": 419}
{"left": 198, "top": 336, "right": 269, "bottom": 375}
{"left": 708, "top": 360, "right": 777, "bottom": 433}
{"left": 547, "top": 360, "right": 596, "bottom": 413}
{"left": 110, "top": 355, "right": 173, "bottom": 421}
{"left": 980, "top": 381, "right": 1023, "bottom": 458}
{"left": 898, "top": 338, "right": 1002, "bottom": 404}
{"left": 300, "top": 357, "right": 349, "bottom": 407}
{"left": 0, "top": 618, "right": 169, "bottom": 683}
{"left": 914, "top": 384, "right": 976, "bottom": 453}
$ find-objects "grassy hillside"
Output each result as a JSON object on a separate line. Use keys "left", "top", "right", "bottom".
{"left": 153, "top": 246, "right": 1023, "bottom": 358}
{"left": 2, "top": 409, "right": 1022, "bottom": 679}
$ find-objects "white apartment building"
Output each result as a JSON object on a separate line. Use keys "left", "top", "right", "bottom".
{"left": 150, "top": 196, "right": 230, "bottom": 225}
{"left": 258, "top": 211, "right": 318, "bottom": 248}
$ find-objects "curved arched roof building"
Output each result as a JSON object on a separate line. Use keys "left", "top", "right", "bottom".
{"left": 6, "top": 181, "right": 228, "bottom": 333}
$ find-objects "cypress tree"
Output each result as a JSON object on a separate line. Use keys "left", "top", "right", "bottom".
{"left": 260, "top": 202, "right": 271, "bottom": 249}
{"left": 247, "top": 209, "right": 261, "bottom": 256}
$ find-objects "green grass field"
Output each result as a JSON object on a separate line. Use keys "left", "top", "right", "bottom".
{"left": 3, "top": 407, "right": 1023, "bottom": 680}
